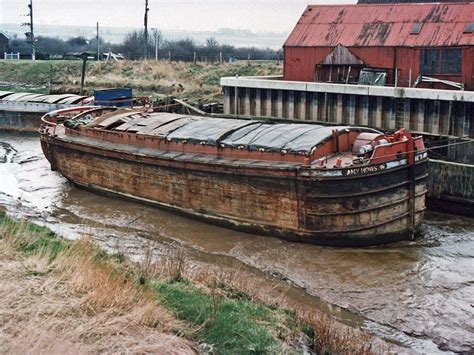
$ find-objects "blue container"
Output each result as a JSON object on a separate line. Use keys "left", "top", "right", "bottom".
{"left": 94, "top": 88, "right": 133, "bottom": 107}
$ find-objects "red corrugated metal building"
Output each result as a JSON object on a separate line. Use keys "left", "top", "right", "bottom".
{"left": 283, "top": 2, "right": 474, "bottom": 90}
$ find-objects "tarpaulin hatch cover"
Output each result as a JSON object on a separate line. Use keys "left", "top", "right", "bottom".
{"left": 100, "top": 113, "right": 380, "bottom": 155}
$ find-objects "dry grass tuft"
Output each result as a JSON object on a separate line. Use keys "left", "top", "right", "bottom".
{"left": 51, "top": 238, "right": 178, "bottom": 330}
{"left": 131, "top": 242, "right": 186, "bottom": 284}
{"left": 302, "top": 310, "right": 374, "bottom": 354}
{"left": 0, "top": 221, "right": 194, "bottom": 354}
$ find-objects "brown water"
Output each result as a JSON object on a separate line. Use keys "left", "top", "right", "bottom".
{"left": 1, "top": 133, "right": 473, "bottom": 353}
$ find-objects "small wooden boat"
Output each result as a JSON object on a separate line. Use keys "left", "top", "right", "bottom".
{"left": 39, "top": 107, "right": 428, "bottom": 246}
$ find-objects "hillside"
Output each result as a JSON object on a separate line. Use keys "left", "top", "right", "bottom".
{"left": 0, "top": 60, "right": 282, "bottom": 103}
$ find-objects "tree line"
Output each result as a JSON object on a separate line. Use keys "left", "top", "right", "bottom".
{"left": 7, "top": 30, "right": 280, "bottom": 62}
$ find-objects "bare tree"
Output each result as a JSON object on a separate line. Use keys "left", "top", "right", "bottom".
{"left": 206, "top": 37, "right": 218, "bottom": 48}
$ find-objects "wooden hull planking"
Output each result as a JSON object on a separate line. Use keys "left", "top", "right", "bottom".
{"left": 41, "top": 135, "right": 427, "bottom": 246}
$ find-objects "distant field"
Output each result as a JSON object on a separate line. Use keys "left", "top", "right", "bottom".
{"left": 0, "top": 60, "right": 283, "bottom": 103}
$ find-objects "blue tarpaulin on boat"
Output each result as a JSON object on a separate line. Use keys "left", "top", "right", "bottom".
{"left": 94, "top": 88, "right": 133, "bottom": 107}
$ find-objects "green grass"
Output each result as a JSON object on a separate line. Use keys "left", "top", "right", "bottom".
{"left": 152, "top": 280, "right": 296, "bottom": 354}
{"left": 0, "top": 61, "right": 67, "bottom": 85}
{"left": 0, "top": 213, "right": 69, "bottom": 261}
{"left": 0, "top": 86, "right": 49, "bottom": 94}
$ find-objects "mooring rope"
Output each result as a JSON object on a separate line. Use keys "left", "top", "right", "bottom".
{"left": 423, "top": 135, "right": 471, "bottom": 146}
{"left": 426, "top": 139, "right": 473, "bottom": 151}
{"left": 350, "top": 139, "right": 473, "bottom": 162}
{"left": 424, "top": 138, "right": 466, "bottom": 146}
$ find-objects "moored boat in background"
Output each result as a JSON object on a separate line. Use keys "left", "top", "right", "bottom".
{"left": 39, "top": 107, "right": 428, "bottom": 246}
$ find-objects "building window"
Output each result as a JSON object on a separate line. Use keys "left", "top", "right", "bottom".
{"left": 464, "top": 22, "right": 474, "bottom": 34}
{"left": 420, "top": 49, "right": 461, "bottom": 75}
{"left": 411, "top": 23, "right": 422, "bottom": 35}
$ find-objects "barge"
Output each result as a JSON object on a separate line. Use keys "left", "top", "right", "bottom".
{"left": 0, "top": 92, "right": 88, "bottom": 133}
{"left": 39, "top": 107, "right": 428, "bottom": 246}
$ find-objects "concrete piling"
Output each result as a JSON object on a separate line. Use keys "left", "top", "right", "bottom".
{"left": 336, "top": 94, "right": 343, "bottom": 123}
{"left": 427, "top": 100, "right": 440, "bottom": 135}
{"left": 386, "top": 98, "right": 396, "bottom": 130}
{"left": 311, "top": 93, "right": 319, "bottom": 122}
{"left": 375, "top": 97, "right": 383, "bottom": 128}
{"left": 255, "top": 89, "right": 262, "bottom": 117}
{"left": 415, "top": 100, "right": 425, "bottom": 132}
{"left": 440, "top": 101, "right": 452, "bottom": 135}
{"left": 224, "top": 87, "right": 232, "bottom": 115}
{"left": 348, "top": 95, "right": 356, "bottom": 125}
{"left": 288, "top": 91, "right": 295, "bottom": 119}
{"left": 360, "top": 96, "right": 369, "bottom": 126}
{"left": 243, "top": 88, "right": 251, "bottom": 116}
{"left": 455, "top": 103, "right": 467, "bottom": 137}
{"left": 265, "top": 89, "right": 272, "bottom": 117}
{"left": 403, "top": 98, "right": 411, "bottom": 130}
{"left": 276, "top": 90, "right": 284, "bottom": 118}
{"left": 299, "top": 92, "right": 307, "bottom": 120}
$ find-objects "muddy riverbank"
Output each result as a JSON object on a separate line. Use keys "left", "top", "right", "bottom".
{"left": 0, "top": 132, "right": 473, "bottom": 353}
{"left": 5, "top": 213, "right": 373, "bottom": 354}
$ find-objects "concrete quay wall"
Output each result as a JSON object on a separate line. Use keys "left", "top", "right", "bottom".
{"left": 427, "top": 159, "right": 474, "bottom": 216}
{"left": 221, "top": 76, "right": 474, "bottom": 139}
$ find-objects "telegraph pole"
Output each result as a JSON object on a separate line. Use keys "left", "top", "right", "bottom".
{"left": 22, "top": 0, "right": 35, "bottom": 59}
{"left": 152, "top": 28, "right": 159, "bottom": 61}
{"left": 96, "top": 22, "right": 100, "bottom": 61}
{"left": 144, "top": 0, "right": 149, "bottom": 60}
{"left": 27, "top": 0, "right": 35, "bottom": 60}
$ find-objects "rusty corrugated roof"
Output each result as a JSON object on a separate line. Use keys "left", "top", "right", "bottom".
{"left": 284, "top": 3, "right": 474, "bottom": 47}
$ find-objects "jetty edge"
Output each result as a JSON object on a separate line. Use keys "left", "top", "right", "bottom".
{"left": 39, "top": 106, "right": 428, "bottom": 247}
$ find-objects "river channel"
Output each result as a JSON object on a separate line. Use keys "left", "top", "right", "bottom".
{"left": 0, "top": 132, "right": 473, "bottom": 353}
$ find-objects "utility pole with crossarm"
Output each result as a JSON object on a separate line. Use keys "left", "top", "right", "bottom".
{"left": 144, "top": 0, "right": 150, "bottom": 60}
{"left": 21, "top": 0, "right": 35, "bottom": 60}
{"left": 28, "top": 0, "right": 35, "bottom": 60}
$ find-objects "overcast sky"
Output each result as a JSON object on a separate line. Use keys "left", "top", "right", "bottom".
{"left": 0, "top": 0, "right": 352, "bottom": 33}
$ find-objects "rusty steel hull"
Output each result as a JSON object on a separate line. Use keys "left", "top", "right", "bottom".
{"left": 40, "top": 135, "right": 428, "bottom": 246}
